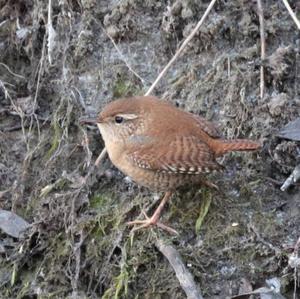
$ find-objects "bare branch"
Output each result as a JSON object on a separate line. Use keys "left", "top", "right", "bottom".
{"left": 95, "top": 147, "right": 108, "bottom": 167}
{"left": 281, "top": 0, "right": 300, "bottom": 30}
{"left": 281, "top": 164, "right": 300, "bottom": 191}
{"left": 257, "top": 0, "right": 266, "bottom": 99}
{"left": 47, "top": 0, "right": 57, "bottom": 65}
{"left": 156, "top": 239, "right": 204, "bottom": 299}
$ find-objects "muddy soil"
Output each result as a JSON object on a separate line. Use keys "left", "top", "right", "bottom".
{"left": 0, "top": 0, "right": 300, "bottom": 298}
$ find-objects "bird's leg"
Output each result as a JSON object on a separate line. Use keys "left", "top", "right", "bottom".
{"left": 127, "top": 191, "right": 178, "bottom": 234}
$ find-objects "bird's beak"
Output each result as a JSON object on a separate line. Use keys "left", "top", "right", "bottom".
{"left": 79, "top": 117, "right": 98, "bottom": 126}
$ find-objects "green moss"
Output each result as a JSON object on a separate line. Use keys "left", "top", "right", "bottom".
{"left": 195, "top": 191, "right": 212, "bottom": 234}
{"left": 46, "top": 96, "right": 73, "bottom": 160}
{"left": 85, "top": 192, "right": 127, "bottom": 242}
{"left": 89, "top": 193, "right": 111, "bottom": 210}
{"left": 167, "top": 187, "right": 214, "bottom": 234}
{"left": 113, "top": 265, "right": 129, "bottom": 299}
{"left": 11, "top": 263, "right": 17, "bottom": 286}
{"left": 102, "top": 245, "right": 130, "bottom": 299}
{"left": 52, "top": 233, "right": 69, "bottom": 258}
{"left": 113, "top": 78, "right": 140, "bottom": 98}
{"left": 16, "top": 282, "right": 30, "bottom": 299}
{"left": 46, "top": 119, "right": 61, "bottom": 160}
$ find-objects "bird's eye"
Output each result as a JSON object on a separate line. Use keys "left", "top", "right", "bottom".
{"left": 114, "top": 116, "right": 124, "bottom": 124}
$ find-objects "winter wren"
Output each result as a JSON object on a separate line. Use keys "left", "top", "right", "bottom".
{"left": 83, "top": 96, "right": 260, "bottom": 234}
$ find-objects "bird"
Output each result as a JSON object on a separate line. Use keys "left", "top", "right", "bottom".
{"left": 82, "top": 95, "right": 260, "bottom": 234}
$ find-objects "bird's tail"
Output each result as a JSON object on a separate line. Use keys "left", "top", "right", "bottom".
{"left": 211, "top": 139, "right": 261, "bottom": 157}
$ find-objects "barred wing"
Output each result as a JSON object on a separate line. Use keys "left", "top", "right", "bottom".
{"left": 127, "top": 136, "right": 222, "bottom": 174}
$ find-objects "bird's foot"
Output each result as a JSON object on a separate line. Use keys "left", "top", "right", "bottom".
{"left": 127, "top": 210, "right": 178, "bottom": 235}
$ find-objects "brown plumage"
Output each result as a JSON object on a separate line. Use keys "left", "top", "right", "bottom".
{"left": 92, "top": 95, "right": 260, "bottom": 233}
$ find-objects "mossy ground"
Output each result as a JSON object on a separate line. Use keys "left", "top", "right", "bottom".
{"left": 0, "top": 0, "right": 299, "bottom": 298}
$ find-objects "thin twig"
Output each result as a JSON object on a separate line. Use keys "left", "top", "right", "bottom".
{"left": 249, "top": 222, "right": 281, "bottom": 255}
{"left": 156, "top": 239, "right": 204, "bottom": 299}
{"left": 291, "top": 236, "right": 300, "bottom": 299}
{"left": 280, "top": 164, "right": 300, "bottom": 191}
{"left": 33, "top": 37, "right": 46, "bottom": 113}
{"left": 281, "top": 0, "right": 300, "bottom": 30}
{"left": 257, "top": 0, "right": 266, "bottom": 100}
{"left": 0, "top": 20, "right": 9, "bottom": 28}
{"left": 94, "top": 0, "right": 218, "bottom": 166}
{"left": 47, "top": 0, "right": 57, "bottom": 65}
{"left": 95, "top": 148, "right": 107, "bottom": 166}
{"left": 100, "top": 24, "right": 146, "bottom": 85}
{"left": 95, "top": 146, "right": 108, "bottom": 167}
{"left": 0, "top": 63, "right": 26, "bottom": 80}
{"left": 145, "top": 0, "right": 218, "bottom": 96}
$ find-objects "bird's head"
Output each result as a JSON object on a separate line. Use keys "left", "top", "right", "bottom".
{"left": 81, "top": 97, "right": 153, "bottom": 145}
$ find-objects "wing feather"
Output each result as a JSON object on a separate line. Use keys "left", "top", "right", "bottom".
{"left": 127, "top": 136, "right": 222, "bottom": 174}
{"left": 191, "top": 114, "right": 221, "bottom": 138}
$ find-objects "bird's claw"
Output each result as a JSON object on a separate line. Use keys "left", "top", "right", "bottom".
{"left": 127, "top": 210, "right": 178, "bottom": 235}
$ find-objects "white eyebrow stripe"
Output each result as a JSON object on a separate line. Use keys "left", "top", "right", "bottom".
{"left": 116, "top": 113, "right": 138, "bottom": 120}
